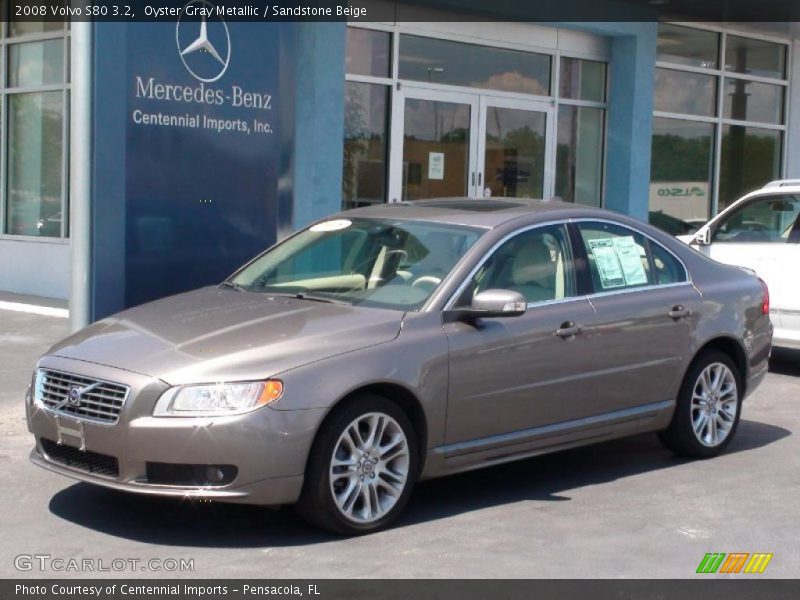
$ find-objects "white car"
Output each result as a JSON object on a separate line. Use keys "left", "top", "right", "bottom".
{"left": 679, "top": 180, "right": 800, "bottom": 350}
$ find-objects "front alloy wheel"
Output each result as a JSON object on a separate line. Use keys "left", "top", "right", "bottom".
{"left": 296, "top": 395, "right": 419, "bottom": 535}
{"left": 329, "top": 413, "right": 410, "bottom": 523}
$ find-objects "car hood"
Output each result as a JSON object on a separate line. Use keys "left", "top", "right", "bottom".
{"left": 48, "top": 287, "right": 404, "bottom": 384}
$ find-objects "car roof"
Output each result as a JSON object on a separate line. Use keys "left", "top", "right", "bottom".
{"left": 334, "top": 197, "right": 610, "bottom": 229}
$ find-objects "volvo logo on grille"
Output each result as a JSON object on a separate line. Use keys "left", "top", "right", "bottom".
{"left": 67, "top": 386, "right": 82, "bottom": 405}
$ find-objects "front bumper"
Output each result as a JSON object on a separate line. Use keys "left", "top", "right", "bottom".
{"left": 27, "top": 356, "right": 325, "bottom": 506}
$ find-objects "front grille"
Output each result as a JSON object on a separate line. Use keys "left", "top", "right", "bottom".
{"left": 41, "top": 438, "right": 119, "bottom": 478}
{"left": 38, "top": 369, "right": 129, "bottom": 424}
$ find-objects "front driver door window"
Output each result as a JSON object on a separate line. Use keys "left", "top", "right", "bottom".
{"left": 709, "top": 194, "right": 800, "bottom": 332}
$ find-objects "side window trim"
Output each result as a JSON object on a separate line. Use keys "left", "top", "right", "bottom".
{"left": 444, "top": 220, "right": 579, "bottom": 310}
{"left": 566, "top": 221, "right": 594, "bottom": 296}
{"left": 570, "top": 218, "right": 690, "bottom": 296}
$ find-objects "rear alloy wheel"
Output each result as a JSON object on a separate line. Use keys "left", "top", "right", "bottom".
{"left": 296, "top": 395, "right": 419, "bottom": 535}
{"left": 659, "top": 350, "right": 742, "bottom": 458}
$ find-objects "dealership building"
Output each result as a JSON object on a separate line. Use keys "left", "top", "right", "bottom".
{"left": 0, "top": 1, "right": 797, "bottom": 329}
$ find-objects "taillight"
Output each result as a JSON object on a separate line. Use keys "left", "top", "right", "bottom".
{"left": 758, "top": 278, "right": 769, "bottom": 316}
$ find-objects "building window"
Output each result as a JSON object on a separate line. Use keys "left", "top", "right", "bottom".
{"left": 344, "top": 26, "right": 607, "bottom": 209}
{"left": 343, "top": 28, "right": 392, "bottom": 211}
{"left": 650, "top": 24, "right": 788, "bottom": 233}
{"left": 398, "top": 35, "right": 551, "bottom": 95}
{"left": 555, "top": 59, "right": 607, "bottom": 207}
{"left": 343, "top": 82, "right": 390, "bottom": 209}
{"left": 1, "top": 17, "right": 70, "bottom": 239}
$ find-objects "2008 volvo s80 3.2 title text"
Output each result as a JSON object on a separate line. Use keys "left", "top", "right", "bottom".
{"left": 26, "top": 199, "right": 772, "bottom": 534}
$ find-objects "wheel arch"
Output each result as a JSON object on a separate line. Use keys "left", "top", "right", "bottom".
{"left": 307, "top": 381, "right": 429, "bottom": 474}
{"left": 688, "top": 336, "right": 749, "bottom": 397}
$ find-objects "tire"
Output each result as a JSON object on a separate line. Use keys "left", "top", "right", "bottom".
{"left": 295, "top": 394, "right": 420, "bottom": 535}
{"left": 659, "top": 350, "right": 743, "bottom": 459}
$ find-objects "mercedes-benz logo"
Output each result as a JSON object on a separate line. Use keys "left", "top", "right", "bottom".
{"left": 176, "top": 0, "right": 231, "bottom": 83}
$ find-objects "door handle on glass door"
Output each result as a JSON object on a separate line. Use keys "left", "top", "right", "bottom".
{"left": 668, "top": 305, "right": 690, "bottom": 319}
{"left": 556, "top": 321, "right": 581, "bottom": 339}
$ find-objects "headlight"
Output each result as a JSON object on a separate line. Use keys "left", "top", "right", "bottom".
{"left": 153, "top": 380, "right": 283, "bottom": 417}
{"left": 31, "top": 369, "right": 46, "bottom": 406}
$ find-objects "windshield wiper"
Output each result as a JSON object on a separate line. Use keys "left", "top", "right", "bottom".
{"left": 294, "top": 292, "right": 347, "bottom": 305}
{"left": 219, "top": 281, "right": 246, "bottom": 291}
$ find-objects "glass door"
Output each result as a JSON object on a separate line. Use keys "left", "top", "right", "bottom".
{"left": 389, "top": 88, "right": 553, "bottom": 201}
{"left": 478, "top": 97, "right": 554, "bottom": 199}
{"left": 392, "top": 88, "right": 480, "bottom": 201}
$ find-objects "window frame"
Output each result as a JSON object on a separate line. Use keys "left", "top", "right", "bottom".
{"left": 0, "top": 18, "right": 70, "bottom": 241}
{"left": 345, "top": 23, "right": 610, "bottom": 211}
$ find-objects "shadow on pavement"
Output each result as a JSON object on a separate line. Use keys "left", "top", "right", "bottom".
{"left": 48, "top": 418, "right": 790, "bottom": 548}
{"left": 769, "top": 348, "right": 800, "bottom": 377}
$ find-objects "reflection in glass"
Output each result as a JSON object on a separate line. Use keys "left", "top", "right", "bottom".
{"left": 559, "top": 58, "right": 606, "bottom": 102}
{"left": 399, "top": 35, "right": 551, "bottom": 95}
{"left": 725, "top": 35, "right": 786, "bottom": 80}
{"left": 723, "top": 78, "right": 784, "bottom": 124}
{"left": 9, "top": 20, "right": 63, "bottom": 37}
{"left": 402, "top": 99, "right": 471, "bottom": 200}
{"left": 342, "top": 82, "right": 389, "bottom": 210}
{"left": 484, "top": 107, "right": 546, "bottom": 199}
{"left": 654, "top": 68, "right": 716, "bottom": 117}
{"left": 649, "top": 118, "right": 714, "bottom": 231}
{"left": 8, "top": 39, "right": 64, "bottom": 87}
{"left": 345, "top": 27, "right": 391, "bottom": 78}
{"left": 712, "top": 195, "right": 800, "bottom": 244}
{"left": 657, "top": 24, "right": 719, "bottom": 69}
{"left": 556, "top": 106, "right": 604, "bottom": 207}
{"left": 6, "top": 92, "right": 64, "bottom": 237}
{"left": 719, "top": 125, "right": 782, "bottom": 210}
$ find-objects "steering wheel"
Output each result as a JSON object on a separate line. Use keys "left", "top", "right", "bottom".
{"left": 411, "top": 275, "right": 443, "bottom": 289}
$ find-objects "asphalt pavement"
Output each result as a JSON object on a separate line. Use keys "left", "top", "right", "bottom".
{"left": 1, "top": 303, "right": 798, "bottom": 578}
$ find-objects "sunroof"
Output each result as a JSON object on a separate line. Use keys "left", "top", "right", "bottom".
{"left": 413, "top": 200, "right": 525, "bottom": 212}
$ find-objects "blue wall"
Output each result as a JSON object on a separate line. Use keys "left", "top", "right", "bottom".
{"left": 562, "top": 22, "right": 658, "bottom": 221}
{"left": 291, "top": 22, "right": 347, "bottom": 231}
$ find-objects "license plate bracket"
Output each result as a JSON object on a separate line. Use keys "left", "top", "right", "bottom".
{"left": 55, "top": 416, "right": 86, "bottom": 450}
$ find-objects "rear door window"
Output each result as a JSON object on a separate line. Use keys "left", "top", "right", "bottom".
{"left": 577, "top": 222, "right": 654, "bottom": 292}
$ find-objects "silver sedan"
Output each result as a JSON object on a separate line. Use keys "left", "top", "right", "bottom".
{"left": 26, "top": 198, "right": 772, "bottom": 534}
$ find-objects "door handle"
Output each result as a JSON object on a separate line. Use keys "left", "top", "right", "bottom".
{"left": 471, "top": 172, "right": 476, "bottom": 186}
{"left": 668, "top": 305, "right": 690, "bottom": 319}
{"left": 556, "top": 321, "right": 582, "bottom": 339}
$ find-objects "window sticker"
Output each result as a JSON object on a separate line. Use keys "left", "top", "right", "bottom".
{"left": 612, "top": 236, "right": 648, "bottom": 286}
{"left": 587, "top": 236, "right": 648, "bottom": 289}
{"left": 587, "top": 239, "right": 625, "bottom": 288}
{"left": 310, "top": 219, "right": 352, "bottom": 233}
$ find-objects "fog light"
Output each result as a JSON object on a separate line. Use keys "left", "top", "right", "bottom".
{"left": 205, "top": 466, "right": 225, "bottom": 483}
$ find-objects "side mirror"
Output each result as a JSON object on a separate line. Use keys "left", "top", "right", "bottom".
{"left": 444, "top": 289, "right": 527, "bottom": 323}
{"left": 693, "top": 227, "right": 711, "bottom": 246}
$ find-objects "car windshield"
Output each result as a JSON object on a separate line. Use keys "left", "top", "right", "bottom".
{"left": 230, "top": 217, "right": 484, "bottom": 310}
